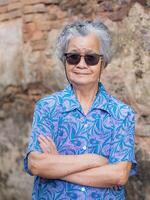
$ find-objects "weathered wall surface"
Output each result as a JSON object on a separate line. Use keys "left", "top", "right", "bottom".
{"left": 0, "top": 0, "right": 149, "bottom": 199}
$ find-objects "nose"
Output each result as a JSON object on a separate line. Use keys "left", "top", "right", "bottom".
{"left": 76, "top": 56, "right": 88, "bottom": 69}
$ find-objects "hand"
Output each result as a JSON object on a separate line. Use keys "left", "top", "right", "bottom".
{"left": 38, "top": 135, "right": 58, "bottom": 155}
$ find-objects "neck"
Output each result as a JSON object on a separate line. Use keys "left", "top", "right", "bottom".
{"left": 72, "top": 82, "right": 99, "bottom": 114}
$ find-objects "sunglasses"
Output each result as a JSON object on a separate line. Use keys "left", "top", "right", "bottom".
{"left": 64, "top": 53, "right": 103, "bottom": 66}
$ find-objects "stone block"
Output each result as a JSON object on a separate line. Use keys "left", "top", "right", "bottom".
{"left": 36, "top": 21, "right": 50, "bottom": 31}
{"left": 23, "top": 0, "right": 47, "bottom": 5}
{"left": 33, "top": 13, "right": 49, "bottom": 21}
{"left": 33, "top": 3, "right": 47, "bottom": 12}
{"left": 8, "top": 10, "right": 22, "bottom": 19}
{"left": 0, "top": 0, "right": 9, "bottom": 6}
{"left": 0, "top": 13, "right": 9, "bottom": 21}
{"left": 7, "top": 2, "right": 22, "bottom": 11}
{"left": 0, "top": 5, "right": 7, "bottom": 14}
{"left": 49, "top": 20, "right": 63, "bottom": 29}
{"left": 24, "top": 4, "right": 46, "bottom": 14}
{"left": 31, "top": 30, "right": 44, "bottom": 41}
{"left": 31, "top": 39, "right": 47, "bottom": 50}
{"left": 24, "top": 14, "right": 34, "bottom": 22}
{"left": 47, "top": 5, "right": 67, "bottom": 19}
{"left": 46, "top": 0, "right": 60, "bottom": 3}
{"left": 11, "top": 0, "right": 20, "bottom": 2}
{"left": 24, "top": 22, "right": 37, "bottom": 34}
{"left": 23, "top": 5, "right": 34, "bottom": 14}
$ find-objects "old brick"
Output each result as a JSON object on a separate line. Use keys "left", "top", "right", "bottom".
{"left": 33, "top": 13, "right": 49, "bottom": 21}
{"left": 0, "top": 0, "right": 9, "bottom": 6}
{"left": 0, "top": 5, "right": 7, "bottom": 13}
{"left": 24, "top": 22, "right": 37, "bottom": 33}
{"left": 23, "top": 0, "right": 47, "bottom": 5}
{"left": 8, "top": 10, "right": 22, "bottom": 19}
{"left": 48, "top": 13, "right": 57, "bottom": 20}
{"left": 24, "top": 4, "right": 46, "bottom": 14}
{"left": 28, "top": 88, "right": 42, "bottom": 95}
{"left": 36, "top": 21, "right": 50, "bottom": 31}
{"left": 49, "top": 20, "right": 64, "bottom": 29}
{"left": 33, "top": 3, "right": 46, "bottom": 12}
{"left": 0, "top": 13, "right": 9, "bottom": 21}
{"left": 7, "top": 2, "right": 22, "bottom": 11}
{"left": 11, "top": 0, "right": 20, "bottom": 2}
{"left": 46, "top": 0, "right": 59, "bottom": 3}
{"left": 23, "top": 5, "right": 33, "bottom": 14}
{"left": 24, "top": 14, "right": 34, "bottom": 22}
{"left": 5, "top": 86, "right": 21, "bottom": 95}
{"left": 47, "top": 5, "right": 67, "bottom": 19}
{"left": 24, "top": 29, "right": 48, "bottom": 43}
{"left": 108, "top": 5, "right": 129, "bottom": 21}
{"left": 31, "top": 39, "right": 47, "bottom": 51}
{"left": 15, "top": 94, "right": 29, "bottom": 101}
{"left": 31, "top": 30, "right": 44, "bottom": 41}
{"left": 23, "top": 33, "right": 29, "bottom": 42}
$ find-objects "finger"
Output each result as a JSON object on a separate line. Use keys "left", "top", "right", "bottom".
{"left": 38, "top": 137, "right": 51, "bottom": 151}
{"left": 38, "top": 135, "right": 56, "bottom": 154}
{"left": 39, "top": 140, "right": 50, "bottom": 153}
{"left": 46, "top": 136, "right": 57, "bottom": 149}
{"left": 38, "top": 135, "right": 58, "bottom": 154}
{"left": 39, "top": 135, "right": 56, "bottom": 152}
{"left": 45, "top": 136, "right": 58, "bottom": 154}
{"left": 38, "top": 136, "right": 49, "bottom": 149}
{"left": 38, "top": 135, "right": 52, "bottom": 147}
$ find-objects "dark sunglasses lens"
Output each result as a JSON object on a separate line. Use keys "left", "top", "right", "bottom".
{"left": 66, "top": 54, "right": 80, "bottom": 65}
{"left": 85, "top": 54, "right": 100, "bottom": 65}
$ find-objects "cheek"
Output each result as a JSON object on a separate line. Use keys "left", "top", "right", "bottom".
{"left": 92, "top": 66, "right": 101, "bottom": 76}
{"left": 65, "top": 65, "right": 72, "bottom": 77}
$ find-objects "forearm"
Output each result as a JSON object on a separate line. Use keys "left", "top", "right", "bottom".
{"left": 62, "top": 162, "right": 131, "bottom": 188}
{"left": 28, "top": 152, "right": 108, "bottom": 179}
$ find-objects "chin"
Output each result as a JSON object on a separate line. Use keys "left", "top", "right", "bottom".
{"left": 69, "top": 78, "right": 92, "bottom": 86}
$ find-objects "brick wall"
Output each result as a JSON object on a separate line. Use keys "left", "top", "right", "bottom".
{"left": 0, "top": 0, "right": 22, "bottom": 21}
{"left": 0, "top": 0, "right": 67, "bottom": 51}
{"left": 0, "top": 0, "right": 148, "bottom": 52}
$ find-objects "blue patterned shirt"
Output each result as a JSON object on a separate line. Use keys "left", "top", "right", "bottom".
{"left": 24, "top": 82, "right": 137, "bottom": 200}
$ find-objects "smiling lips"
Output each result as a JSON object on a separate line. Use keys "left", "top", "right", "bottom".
{"left": 73, "top": 71, "right": 91, "bottom": 75}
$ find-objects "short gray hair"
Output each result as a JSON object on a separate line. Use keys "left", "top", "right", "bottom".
{"left": 56, "top": 20, "right": 112, "bottom": 67}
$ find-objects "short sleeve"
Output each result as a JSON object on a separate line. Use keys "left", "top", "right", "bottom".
{"left": 109, "top": 109, "right": 137, "bottom": 176}
{"left": 24, "top": 99, "right": 58, "bottom": 175}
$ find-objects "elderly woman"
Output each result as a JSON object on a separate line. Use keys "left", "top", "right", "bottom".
{"left": 24, "top": 20, "right": 137, "bottom": 200}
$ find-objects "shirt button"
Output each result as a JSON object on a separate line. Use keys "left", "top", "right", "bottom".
{"left": 82, "top": 145, "right": 87, "bottom": 150}
{"left": 81, "top": 187, "right": 85, "bottom": 192}
{"left": 84, "top": 124, "right": 88, "bottom": 128}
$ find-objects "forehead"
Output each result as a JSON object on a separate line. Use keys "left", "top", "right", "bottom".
{"left": 67, "top": 33, "right": 100, "bottom": 53}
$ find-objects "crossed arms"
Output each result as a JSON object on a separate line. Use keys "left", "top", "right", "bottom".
{"left": 28, "top": 135, "right": 132, "bottom": 188}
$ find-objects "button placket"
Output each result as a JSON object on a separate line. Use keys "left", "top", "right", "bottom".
{"left": 81, "top": 187, "right": 86, "bottom": 192}
{"left": 84, "top": 123, "right": 88, "bottom": 128}
{"left": 79, "top": 116, "right": 89, "bottom": 153}
{"left": 82, "top": 145, "right": 87, "bottom": 150}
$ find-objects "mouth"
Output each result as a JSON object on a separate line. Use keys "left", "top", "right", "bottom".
{"left": 73, "top": 71, "right": 91, "bottom": 75}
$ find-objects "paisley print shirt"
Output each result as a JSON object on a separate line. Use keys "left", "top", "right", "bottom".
{"left": 24, "top": 82, "right": 137, "bottom": 200}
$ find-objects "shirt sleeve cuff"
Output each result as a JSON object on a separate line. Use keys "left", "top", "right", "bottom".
{"left": 24, "top": 148, "right": 42, "bottom": 176}
{"left": 24, "top": 151, "right": 34, "bottom": 176}
{"left": 109, "top": 158, "right": 137, "bottom": 176}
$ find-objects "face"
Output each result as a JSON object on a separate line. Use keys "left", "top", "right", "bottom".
{"left": 65, "top": 33, "right": 104, "bottom": 87}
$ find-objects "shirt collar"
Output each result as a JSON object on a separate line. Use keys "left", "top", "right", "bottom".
{"left": 62, "top": 84, "right": 81, "bottom": 113}
{"left": 62, "top": 82, "right": 110, "bottom": 114}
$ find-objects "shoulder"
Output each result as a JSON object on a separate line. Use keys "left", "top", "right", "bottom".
{"left": 108, "top": 94, "right": 135, "bottom": 121}
{"left": 35, "top": 88, "right": 66, "bottom": 112}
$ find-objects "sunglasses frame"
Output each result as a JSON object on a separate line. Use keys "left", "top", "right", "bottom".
{"left": 64, "top": 52, "right": 103, "bottom": 66}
